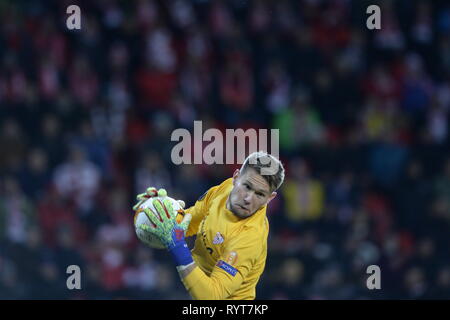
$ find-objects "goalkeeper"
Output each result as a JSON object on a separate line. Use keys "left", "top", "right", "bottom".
{"left": 134, "top": 151, "right": 285, "bottom": 300}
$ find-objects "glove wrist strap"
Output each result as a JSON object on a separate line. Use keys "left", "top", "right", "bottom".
{"left": 169, "top": 242, "right": 193, "bottom": 266}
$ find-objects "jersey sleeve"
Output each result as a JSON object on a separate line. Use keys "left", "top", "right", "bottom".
{"left": 181, "top": 227, "right": 264, "bottom": 300}
{"left": 184, "top": 185, "right": 218, "bottom": 237}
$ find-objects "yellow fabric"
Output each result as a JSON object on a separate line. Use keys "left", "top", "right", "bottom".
{"left": 183, "top": 178, "right": 269, "bottom": 300}
{"left": 283, "top": 179, "right": 324, "bottom": 221}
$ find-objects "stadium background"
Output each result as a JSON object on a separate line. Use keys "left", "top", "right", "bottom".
{"left": 0, "top": 0, "right": 450, "bottom": 299}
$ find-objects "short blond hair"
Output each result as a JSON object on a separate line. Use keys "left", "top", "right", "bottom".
{"left": 240, "top": 151, "right": 285, "bottom": 192}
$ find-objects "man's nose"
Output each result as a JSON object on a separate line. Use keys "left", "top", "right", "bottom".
{"left": 243, "top": 192, "right": 253, "bottom": 204}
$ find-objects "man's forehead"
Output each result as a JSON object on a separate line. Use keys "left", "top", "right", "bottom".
{"left": 240, "top": 169, "right": 271, "bottom": 192}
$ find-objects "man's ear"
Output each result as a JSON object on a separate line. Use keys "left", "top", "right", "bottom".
{"left": 266, "top": 192, "right": 277, "bottom": 205}
{"left": 232, "top": 169, "right": 240, "bottom": 186}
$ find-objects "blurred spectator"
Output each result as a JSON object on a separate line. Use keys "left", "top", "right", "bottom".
{"left": 402, "top": 266, "right": 429, "bottom": 299}
{"left": 134, "top": 152, "right": 173, "bottom": 196}
{"left": 53, "top": 225, "right": 86, "bottom": 275}
{"left": 435, "top": 158, "right": 450, "bottom": 211}
{"left": 68, "top": 55, "right": 99, "bottom": 108}
{"left": 53, "top": 145, "right": 101, "bottom": 214}
{"left": 0, "top": 119, "right": 27, "bottom": 174}
{"left": 18, "top": 148, "right": 50, "bottom": 201}
{"left": 274, "top": 89, "right": 325, "bottom": 151}
{"left": 0, "top": 177, "right": 35, "bottom": 244}
{"left": 373, "top": 0, "right": 405, "bottom": 51}
{"left": 37, "top": 186, "right": 86, "bottom": 248}
{"left": 282, "top": 159, "right": 325, "bottom": 222}
{"left": 39, "top": 114, "right": 65, "bottom": 168}
{"left": 272, "top": 258, "right": 306, "bottom": 299}
{"left": 431, "top": 266, "right": 450, "bottom": 299}
{"left": 369, "top": 131, "right": 408, "bottom": 188}
{"left": 394, "top": 160, "right": 431, "bottom": 231}
{"left": 401, "top": 53, "right": 433, "bottom": 115}
{"left": 71, "top": 120, "right": 112, "bottom": 176}
{"left": 136, "top": 34, "right": 177, "bottom": 109}
{"left": 219, "top": 55, "right": 254, "bottom": 117}
{"left": 95, "top": 187, "right": 135, "bottom": 254}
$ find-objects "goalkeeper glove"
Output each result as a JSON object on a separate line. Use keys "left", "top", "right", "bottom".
{"left": 133, "top": 187, "right": 186, "bottom": 224}
{"left": 136, "top": 188, "right": 193, "bottom": 266}
{"left": 133, "top": 187, "right": 158, "bottom": 211}
{"left": 133, "top": 186, "right": 186, "bottom": 214}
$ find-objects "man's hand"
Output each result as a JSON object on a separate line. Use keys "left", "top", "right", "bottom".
{"left": 132, "top": 187, "right": 158, "bottom": 211}
{"left": 134, "top": 187, "right": 193, "bottom": 267}
{"left": 133, "top": 187, "right": 186, "bottom": 215}
{"left": 140, "top": 189, "right": 191, "bottom": 249}
{"left": 134, "top": 187, "right": 189, "bottom": 236}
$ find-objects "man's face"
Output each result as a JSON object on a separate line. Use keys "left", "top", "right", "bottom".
{"left": 227, "top": 168, "right": 277, "bottom": 219}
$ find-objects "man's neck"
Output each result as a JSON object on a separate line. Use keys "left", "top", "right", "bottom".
{"left": 225, "top": 195, "right": 241, "bottom": 219}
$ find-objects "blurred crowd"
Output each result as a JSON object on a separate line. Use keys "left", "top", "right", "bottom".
{"left": 1, "top": 0, "right": 450, "bottom": 299}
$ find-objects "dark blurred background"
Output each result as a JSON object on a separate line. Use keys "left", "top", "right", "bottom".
{"left": 0, "top": 0, "right": 450, "bottom": 299}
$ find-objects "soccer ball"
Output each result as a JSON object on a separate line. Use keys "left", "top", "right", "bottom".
{"left": 133, "top": 196, "right": 185, "bottom": 249}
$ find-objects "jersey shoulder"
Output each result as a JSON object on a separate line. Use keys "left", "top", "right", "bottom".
{"left": 200, "top": 178, "right": 233, "bottom": 203}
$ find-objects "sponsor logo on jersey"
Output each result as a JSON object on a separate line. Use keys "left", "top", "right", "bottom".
{"left": 225, "top": 251, "right": 238, "bottom": 265}
{"left": 213, "top": 232, "right": 224, "bottom": 244}
{"left": 216, "top": 260, "right": 238, "bottom": 276}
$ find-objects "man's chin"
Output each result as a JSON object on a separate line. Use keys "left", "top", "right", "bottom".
{"left": 231, "top": 206, "right": 252, "bottom": 219}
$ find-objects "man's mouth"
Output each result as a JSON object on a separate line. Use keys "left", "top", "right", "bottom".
{"left": 238, "top": 204, "right": 249, "bottom": 212}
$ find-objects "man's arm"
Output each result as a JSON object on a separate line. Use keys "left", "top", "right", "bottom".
{"left": 176, "top": 262, "right": 244, "bottom": 300}
{"left": 178, "top": 263, "right": 235, "bottom": 300}
{"left": 175, "top": 229, "right": 262, "bottom": 300}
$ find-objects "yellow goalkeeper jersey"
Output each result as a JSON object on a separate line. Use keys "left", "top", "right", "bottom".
{"left": 182, "top": 178, "right": 269, "bottom": 300}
